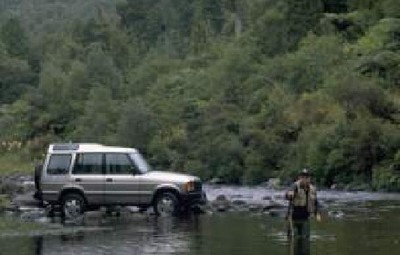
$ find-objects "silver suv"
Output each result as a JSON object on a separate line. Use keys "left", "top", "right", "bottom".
{"left": 35, "top": 143, "right": 206, "bottom": 218}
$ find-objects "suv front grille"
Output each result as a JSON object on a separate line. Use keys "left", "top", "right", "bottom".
{"left": 194, "top": 181, "right": 202, "bottom": 192}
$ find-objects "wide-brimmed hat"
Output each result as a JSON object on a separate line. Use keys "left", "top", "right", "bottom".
{"left": 298, "top": 168, "right": 311, "bottom": 177}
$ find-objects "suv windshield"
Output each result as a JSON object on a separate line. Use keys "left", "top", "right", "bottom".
{"left": 130, "top": 153, "right": 152, "bottom": 173}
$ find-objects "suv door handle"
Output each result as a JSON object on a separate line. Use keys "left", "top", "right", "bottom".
{"left": 106, "top": 178, "right": 113, "bottom": 182}
{"left": 75, "top": 178, "right": 82, "bottom": 182}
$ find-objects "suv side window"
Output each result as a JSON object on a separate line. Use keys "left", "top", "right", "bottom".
{"left": 73, "top": 153, "right": 103, "bottom": 175}
{"left": 105, "top": 153, "right": 136, "bottom": 175}
{"left": 47, "top": 154, "right": 71, "bottom": 175}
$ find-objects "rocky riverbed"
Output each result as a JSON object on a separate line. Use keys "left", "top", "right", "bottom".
{"left": 2, "top": 175, "right": 400, "bottom": 221}
{"left": 0, "top": 174, "right": 35, "bottom": 210}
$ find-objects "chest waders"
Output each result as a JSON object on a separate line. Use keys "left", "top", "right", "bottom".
{"left": 288, "top": 181, "right": 316, "bottom": 238}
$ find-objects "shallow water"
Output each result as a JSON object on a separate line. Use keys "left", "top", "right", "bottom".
{"left": 1, "top": 188, "right": 400, "bottom": 255}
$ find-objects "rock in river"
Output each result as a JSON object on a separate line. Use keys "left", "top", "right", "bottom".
{"left": 211, "top": 195, "right": 231, "bottom": 212}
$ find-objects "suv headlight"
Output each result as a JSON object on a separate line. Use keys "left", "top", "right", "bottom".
{"left": 184, "top": 181, "right": 195, "bottom": 192}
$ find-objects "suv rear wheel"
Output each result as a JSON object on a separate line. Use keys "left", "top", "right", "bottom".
{"left": 154, "top": 192, "right": 179, "bottom": 217}
{"left": 61, "top": 193, "right": 85, "bottom": 219}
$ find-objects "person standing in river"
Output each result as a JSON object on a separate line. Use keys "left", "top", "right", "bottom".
{"left": 285, "top": 169, "right": 321, "bottom": 238}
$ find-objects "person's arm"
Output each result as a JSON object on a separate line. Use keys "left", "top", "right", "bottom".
{"left": 314, "top": 190, "right": 322, "bottom": 221}
{"left": 285, "top": 183, "right": 297, "bottom": 220}
{"left": 285, "top": 183, "right": 297, "bottom": 200}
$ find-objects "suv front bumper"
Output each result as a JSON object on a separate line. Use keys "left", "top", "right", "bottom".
{"left": 181, "top": 191, "right": 207, "bottom": 207}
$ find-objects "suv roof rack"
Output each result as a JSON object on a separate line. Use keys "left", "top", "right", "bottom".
{"left": 52, "top": 143, "right": 80, "bottom": 151}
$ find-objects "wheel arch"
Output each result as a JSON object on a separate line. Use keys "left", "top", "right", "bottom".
{"left": 151, "top": 185, "right": 182, "bottom": 205}
{"left": 58, "top": 187, "right": 87, "bottom": 204}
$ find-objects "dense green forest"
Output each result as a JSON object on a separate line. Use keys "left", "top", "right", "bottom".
{"left": 0, "top": 0, "right": 399, "bottom": 190}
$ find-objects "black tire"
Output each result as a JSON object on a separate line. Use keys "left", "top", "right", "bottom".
{"left": 34, "top": 164, "right": 43, "bottom": 191}
{"left": 153, "top": 192, "right": 180, "bottom": 217}
{"left": 61, "top": 193, "right": 85, "bottom": 219}
{"left": 47, "top": 206, "right": 56, "bottom": 218}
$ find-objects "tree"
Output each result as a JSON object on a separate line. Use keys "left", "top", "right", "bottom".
{"left": 322, "top": 0, "right": 348, "bottom": 13}
{"left": 249, "top": 5, "right": 289, "bottom": 56}
{"left": 0, "top": 18, "right": 29, "bottom": 58}
{"left": 328, "top": 74, "right": 395, "bottom": 120}
{"left": 381, "top": 0, "right": 400, "bottom": 18}
{"left": 264, "top": 34, "right": 345, "bottom": 93}
{"left": 286, "top": 0, "right": 324, "bottom": 49}
{"left": 86, "top": 44, "right": 122, "bottom": 97}
{"left": 0, "top": 55, "right": 34, "bottom": 104}
{"left": 73, "top": 87, "right": 117, "bottom": 143}
{"left": 116, "top": 99, "right": 156, "bottom": 153}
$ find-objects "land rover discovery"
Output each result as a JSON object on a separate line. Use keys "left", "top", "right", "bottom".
{"left": 34, "top": 143, "right": 206, "bottom": 219}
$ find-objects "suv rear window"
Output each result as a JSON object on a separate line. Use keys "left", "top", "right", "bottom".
{"left": 47, "top": 154, "right": 71, "bottom": 175}
{"left": 73, "top": 153, "right": 103, "bottom": 175}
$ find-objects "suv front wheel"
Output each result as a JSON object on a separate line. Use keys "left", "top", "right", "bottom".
{"left": 61, "top": 193, "right": 85, "bottom": 219}
{"left": 154, "top": 192, "right": 179, "bottom": 217}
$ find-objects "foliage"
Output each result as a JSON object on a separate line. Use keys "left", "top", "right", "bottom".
{"left": 0, "top": 0, "right": 399, "bottom": 190}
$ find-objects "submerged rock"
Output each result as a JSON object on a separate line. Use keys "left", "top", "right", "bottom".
{"left": 232, "top": 200, "right": 247, "bottom": 207}
{"left": 268, "top": 209, "right": 286, "bottom": 218}
{"left": 263, "top": 201, "right": 286, "bottom": 211}
{"left": 13, "top": 192, "right": 42, "bottom": 208}
{"left": 125, "top": 206, "right": 141, "bottom": 213}
{"left": 208, "top": 177, "right": 225, "bottom": 185}
{"left": 20, "top": 208, "right": 47, "bottom": 222}
{"left": 0, "top": 194, "right": 11, "bottom": 211}
{"left": 216, "top": 194, "right": 228, "bottom": 201}
{"left": 328, "top": 210, "right": 345, "bottom": 219}
{"left": 216, "top": 205, "right": 228, "bottom": 212}
{"left": 261, "top": 178, "right": 281, "bottom": 189}
{"left": 0, "top": 175, "right": 35, "bottom": 201}
{"left": 0, "top": 182, "right": 22, "bottom": 195}
{"left": 248, "top": 204, "right": 262, "bottom": 213}
{"left": 207, "top": 192, "right": 291, "bottom": 214}
{"left": 262, "top": 195, "right": 273, "bottom": 201}
{"left": 210, "top": 195, "right": 232, "bottom": 212}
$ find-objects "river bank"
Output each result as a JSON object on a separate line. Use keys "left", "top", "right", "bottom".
{"left": 1, "top": 173, "right": 399, "bottom": 220}
{"left": 0, "top": 173, "right": 387, "bottom": 200}
{"left": 0, "top": 169, "right": 394, "bottom": 211}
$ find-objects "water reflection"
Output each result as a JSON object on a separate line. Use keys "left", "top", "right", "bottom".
{"left": 288, "top": 237, "right": 310, "bottom": 255}
{"left": 34, "top": 236, "right": 43, "bottom": 255}
{"left": 1, "top": 200, "right": 399, "bottom": 255}
{"left": 32, "top": 214, "right": 198, "bottom": 255}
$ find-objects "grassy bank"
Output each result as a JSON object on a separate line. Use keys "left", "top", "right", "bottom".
{"left": 0, "top": 153, "right": 34, "bottom": 176}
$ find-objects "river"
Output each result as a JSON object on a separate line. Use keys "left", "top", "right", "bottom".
{"left": 0, "top": 186, "right": 399, "bottom": 255}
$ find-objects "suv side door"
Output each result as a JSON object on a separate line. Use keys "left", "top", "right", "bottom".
{"left": 104, "top": 153, "right": 142, "bottom": 205}
{"left": 71, "top": 153, "right": 105, "bottom": 205}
